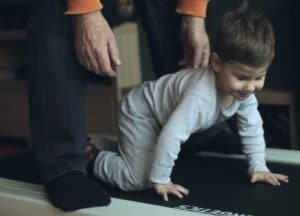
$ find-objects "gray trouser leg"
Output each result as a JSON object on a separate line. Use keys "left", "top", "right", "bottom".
{"left": 27, "top": 0, "right": 88, "bottom": 183}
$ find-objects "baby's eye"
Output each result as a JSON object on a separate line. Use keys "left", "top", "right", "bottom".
{"left": 255, "top": 76, "right": 265, "bottom": 81}
{"left": 236, "top": 75, "right": 248, "bottom": 80}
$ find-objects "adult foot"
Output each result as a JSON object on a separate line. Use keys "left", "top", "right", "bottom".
{"left": 45, "top": 170, "right": 110, "bottom": 211}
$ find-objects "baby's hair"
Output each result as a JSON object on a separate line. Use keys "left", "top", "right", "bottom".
{"left": 214, "top": 0, "right": 275, "bottom": 67}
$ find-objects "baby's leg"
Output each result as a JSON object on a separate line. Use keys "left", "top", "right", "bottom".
{"left": 87, "top": 135, "right": 118, "bottom": 161}
{"left": 93, "top": 109, "right": 160, "bottom": 191}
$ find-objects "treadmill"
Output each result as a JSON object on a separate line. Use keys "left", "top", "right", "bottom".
{"left": 0, "top": 148, "right": 299, "bottom": 216}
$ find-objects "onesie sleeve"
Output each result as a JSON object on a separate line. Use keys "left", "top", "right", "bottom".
{"left": 176, "top": 0, "right": 209, "bottom": 18}
{"left": 65, "top": 0, "right": 103, "bottom": 15}
{"left": 236, "top": 94, "right": 269, "bottom": 175}
{"left": 150, "top": 94, "right": 205, "bottom": 184}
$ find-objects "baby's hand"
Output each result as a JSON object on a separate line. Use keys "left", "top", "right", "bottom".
{"left": 251, "top": 171, "right": 289, "bottom": 186}
{"left": 153, "top": 182, "right": 189, "bottom": 201}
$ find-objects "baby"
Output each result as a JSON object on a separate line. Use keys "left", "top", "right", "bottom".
{"left": 88, "top": 2, "right": 288, "bottom": 201}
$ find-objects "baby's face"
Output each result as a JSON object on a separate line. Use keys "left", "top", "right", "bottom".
{"left": 216, "top": 61, "right": 269, "bottom": 100}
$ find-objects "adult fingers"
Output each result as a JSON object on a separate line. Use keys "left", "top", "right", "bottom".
{"left": 76, "top": 45, "right": 92, "bottom": 71}
{"left": 192, "top": 45, "right": 202, "bottom": 69}
{"left": 200, "top": 45, "right": 210, "bottom": 68}
{"left": 96, "top": 45, "right": 116, "bottom": 77}
{"left": 179, "top": 46, "right": 191, "bottom": 67}
{"left": 108, "top": 38, "right": 121, "bottom": 66}
{"left": 87, "top": 46, "right": 102, "bottom": 73}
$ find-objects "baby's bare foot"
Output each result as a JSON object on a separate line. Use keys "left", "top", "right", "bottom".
{"left": 86, "top": 141, "right": 100, "bottom": 161}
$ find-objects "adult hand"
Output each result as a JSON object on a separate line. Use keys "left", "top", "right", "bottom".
{"left": 74, "top": 11, "right": 121, "bottom": 77}
{"left": 251, "top": 171, "right": 289, "bottom": 186}
{"left": 154, "top": 182, "right": 189, "bottom": 201}
{"left": 180, "top": 15, "right": 210, "bottom": 69}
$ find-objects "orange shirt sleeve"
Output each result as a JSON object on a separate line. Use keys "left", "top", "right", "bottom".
{"left": 176, "top": 0, "right": 209, "bottom": 18}
{"left": 65, "top": 0, "right": 103, "bottom": 15}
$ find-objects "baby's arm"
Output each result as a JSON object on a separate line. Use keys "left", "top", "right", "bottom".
{"left": 150, "top": 94, "right": 202, "bottom": 200}
{"left": 236, "top": 95, "right": 289, "bottom": 186}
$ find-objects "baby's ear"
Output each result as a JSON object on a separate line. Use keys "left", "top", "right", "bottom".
{"left": 211, "top": 52, "right": 222, "bottom": 73}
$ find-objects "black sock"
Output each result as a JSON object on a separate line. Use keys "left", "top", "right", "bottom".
{"left": 45, "top": 170, "right": 111, "bottom": 211}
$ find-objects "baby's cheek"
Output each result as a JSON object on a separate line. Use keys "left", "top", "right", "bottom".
{"left": 257, "top": 83, "right": 265, "bottom": 90}
{"left": 234, "top": 82, "right": 244, "bottom": 90}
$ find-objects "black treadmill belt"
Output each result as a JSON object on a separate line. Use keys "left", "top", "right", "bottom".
{"left": 0, "top": 152, "right": 299, "bottom": 216}
{"left": 107, "top": 156, "right": 300, "bottom": 216}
